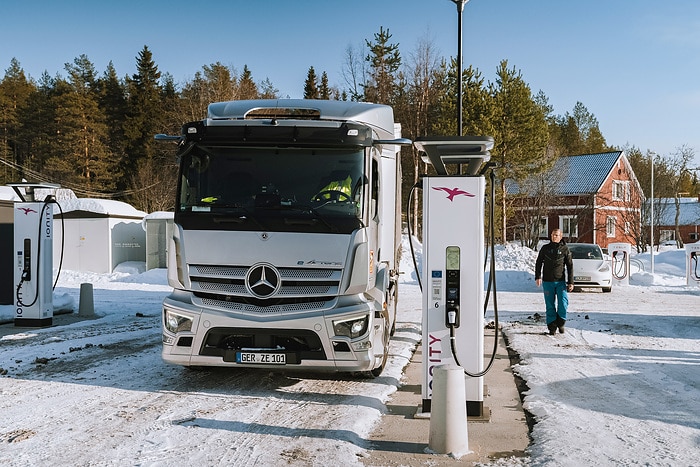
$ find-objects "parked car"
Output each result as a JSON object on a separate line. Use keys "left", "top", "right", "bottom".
{"left": 567, "top": 243, "right": 612, "bottom": 292}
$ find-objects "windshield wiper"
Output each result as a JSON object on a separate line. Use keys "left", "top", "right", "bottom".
{"left": 278, "top": 204, "right": 340, "bottom": 232}
{"left": 211, "top": 206, "right": 267, "bottom": 230}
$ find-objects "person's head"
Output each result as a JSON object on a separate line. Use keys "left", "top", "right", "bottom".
{"left": 550, "top": 229, "right": 563, "bottom": 242}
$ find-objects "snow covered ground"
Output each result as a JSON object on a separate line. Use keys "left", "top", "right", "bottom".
{"left": 1, "top": 238, "right": 698, "bottom": 466}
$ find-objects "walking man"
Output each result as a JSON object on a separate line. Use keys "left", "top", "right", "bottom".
{"left": 535, "top": 228, "right": 574, "bottom": 334}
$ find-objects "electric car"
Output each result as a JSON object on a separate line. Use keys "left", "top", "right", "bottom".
{"left": 568, "top": 243, "right": 613, "bottom": 292}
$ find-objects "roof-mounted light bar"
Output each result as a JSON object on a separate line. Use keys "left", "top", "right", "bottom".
{"left": 414, "top": 136, "right": 494, "bottom": 176}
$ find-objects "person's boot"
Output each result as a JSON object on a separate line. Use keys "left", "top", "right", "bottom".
{"left": 555, "top": 316, "right": 566, "bottom": 334}
{"left": 547, "top": 322, "right": 557, "bottom": 335}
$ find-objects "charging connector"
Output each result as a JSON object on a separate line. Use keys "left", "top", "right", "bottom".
{"left": 446, "top": 303, "right": 460, "bottom": 328}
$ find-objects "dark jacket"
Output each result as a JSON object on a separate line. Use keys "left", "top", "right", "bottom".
{"left": 535, "top": 241, "right": 574, "bottom": 284}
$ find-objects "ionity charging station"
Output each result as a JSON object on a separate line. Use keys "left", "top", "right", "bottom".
{"left": 609, "top": 242, "right": 631, "bottom": 286}
{"left": 414, "top": 136, "right": 495, "bottom": 418}
{"left": 9, "top": 183, "right": 60, "bottom": 327}
{"left": 686, "top": 242, "right": 700, "bottom": 287}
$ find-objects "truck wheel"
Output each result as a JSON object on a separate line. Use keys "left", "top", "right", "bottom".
{"left": 389, "top": 281, "right": 398, "bottom": 336}
{"left": 369, "top": 339, "right": 388, "bottom": 377}
{"left": 368, "top": 313, "right": 390, "bottom": 378}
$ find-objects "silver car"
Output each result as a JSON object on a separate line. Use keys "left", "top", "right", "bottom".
{"left": 568, "top": 243, "right": 612, "bottom": 292}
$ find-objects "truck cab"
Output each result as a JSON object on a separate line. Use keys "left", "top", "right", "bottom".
{"left": 159, "top": 99, "right": 407, "bottom": 376}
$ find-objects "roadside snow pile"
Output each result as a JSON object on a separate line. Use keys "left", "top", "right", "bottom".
{"left": 493, "top": 243, "right": 537, "bottom": 272}
{"left": 488, "top": 243, "right": 538, "bottom": 293}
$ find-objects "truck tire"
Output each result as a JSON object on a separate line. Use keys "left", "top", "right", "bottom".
{"left": 368, "top": 311, "right": 391, "bottom": 378}
{"left": 389, "top": 280, "right": 398, "bottom": 336}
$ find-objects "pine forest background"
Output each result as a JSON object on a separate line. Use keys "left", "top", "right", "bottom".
{"left": 1, "top": 29, "right": 697, "bottom": 242}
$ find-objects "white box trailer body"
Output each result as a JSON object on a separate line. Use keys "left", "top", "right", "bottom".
{"left": 159, "top": 99, "right": 406, "bottom": 376}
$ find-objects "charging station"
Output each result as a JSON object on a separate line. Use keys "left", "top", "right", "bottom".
{"left": 685, "top": 242, "right": 700, "bottom": 287}
{"left": 415, "top": 137, "right": 494, "bottom": 417}
{"left": 10, "top": 183, "right": 59, "bottom": 327}
{"left": 609, "top": 242, "right": 631, "bottom": 286}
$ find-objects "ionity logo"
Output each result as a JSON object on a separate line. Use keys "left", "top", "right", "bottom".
{"left": 17, "top": 207, "right": 38, "bottom": 215}
{"left": 432, "top": 186, "right": 475, "bottom": 202}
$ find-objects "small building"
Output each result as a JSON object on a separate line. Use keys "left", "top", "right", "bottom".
{"left": 650, "top": 196, "right": 700, "bottom": 245}
{"left": 508, "top": 151, "right": 643, "bottom": 249}
{"left": 53, "top": 198, "right": 147, "bottom": 273}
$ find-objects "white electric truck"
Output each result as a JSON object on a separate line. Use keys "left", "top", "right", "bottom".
{"left": 157, "top": 99, "right": 409, "bottom": 376}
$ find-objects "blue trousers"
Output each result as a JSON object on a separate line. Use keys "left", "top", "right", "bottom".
{"left": 542, "top": 281, "right": 568, "bottom": 325}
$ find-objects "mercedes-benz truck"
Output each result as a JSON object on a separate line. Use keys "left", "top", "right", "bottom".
{"left": 157, "top": 99, "right": 408, "bottom": 376}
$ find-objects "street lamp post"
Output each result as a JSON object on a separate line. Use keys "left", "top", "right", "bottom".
{"left": 450, "top": 0, "right": 469, "bottom": 137}
{"left": 650, "top": 153, "right": 655, "bottom": 275}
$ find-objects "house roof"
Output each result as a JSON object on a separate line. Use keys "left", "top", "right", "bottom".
{"left": 652, "top": 197, "right": 700, "bottom": 226}
{"left": 52, "top": 198, "right": 146, "bottom": 219}
{"left": 554, "top": 151, "right": 623, "bottom": 194}
{"left": 508, "top": 151, "right": 624, "bottom": 195}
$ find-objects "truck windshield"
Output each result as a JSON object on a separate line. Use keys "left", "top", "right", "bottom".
{"left": 177, "top": 146, "right": 366, "bottom": 233}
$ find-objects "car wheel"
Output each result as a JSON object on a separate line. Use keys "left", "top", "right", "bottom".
{"left": 602, "top": 287, "right": 612, "bottom": 293}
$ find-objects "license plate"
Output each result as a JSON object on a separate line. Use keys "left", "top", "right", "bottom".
{"left": 236, "top": 352, "right": 286, "bottom": 365}
{"left": 574, "top": 276, "right": 590, "bottom": 281}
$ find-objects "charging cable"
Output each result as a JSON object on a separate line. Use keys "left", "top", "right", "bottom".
{"left": 15, "top": 196, "right": 64, "bottom": 307}
{"left": 612, "top": 250, "right": 628, "bottom": 280}
{"left": 450, "top": 166, "right": 499, "bottom": 378}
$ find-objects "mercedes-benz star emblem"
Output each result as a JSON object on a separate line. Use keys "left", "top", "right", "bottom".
{"left": 245, "top": 263, "right": 281, "bottom": 298}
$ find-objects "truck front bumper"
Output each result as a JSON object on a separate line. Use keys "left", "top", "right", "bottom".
{"left": 161, "top": 293, "right": 380, "bottom": 373}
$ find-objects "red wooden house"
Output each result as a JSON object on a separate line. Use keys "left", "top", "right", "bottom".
{"left": 507, "top": 151, "right": 643, "bottom": 249}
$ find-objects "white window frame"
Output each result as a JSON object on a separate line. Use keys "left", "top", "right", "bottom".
{"left": 612, "top": 180, "right": 630, "bottom": 201}
{"left": 536, "top": 217, "right": 548, "bottom": 238}
{"left": 659, "top": 230, "right": 675, "bottom": 242}
{"left": 559, "top": 215, "right": 578, "bottom": 238}
{"left": 606, "top": 216, "right": 616, "bottom": 237}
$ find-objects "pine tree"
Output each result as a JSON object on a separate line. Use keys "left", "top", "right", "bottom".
{"left": 489, "top": 60, "right": 549, "bottom": 242}
{"left": 96, "top": 61, "right": 128, "bottom": 176}
{"left": 432, "top": 60, "right": 492, "bottom": 138}
{"left": 364, "top": 27, "right": 401, "bottom": 104}
{"left": 259, "top": 78, "right": 279, "bottom": 99}
{"left": 44, "top": 54, "right": 115, "bottom": 192}
{"left": 17, "top": 72, "right": 57, "bottom": 182}
{"left": 304, "top": 66, "right": 319, "bottom": 99}
{"left": 0, "top": 58, "right": 35, "bottom": 183}
{"left": 122, "top": 46, "right": 163, "bottom": 192}
{"left": 238, "top": 65, "right": 258, "bottom": 100}
{"left": 319, "top": 72, "right": 330, "bottom": 100}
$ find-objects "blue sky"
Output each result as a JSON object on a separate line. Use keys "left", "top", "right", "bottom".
{"left": 2, "top": 0, "right": 699, "bottom": 162}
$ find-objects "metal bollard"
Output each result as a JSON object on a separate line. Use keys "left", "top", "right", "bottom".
{"left": 78, "top": 283, "right": 94, "bottom": 317}
{"left": 428, "top": 364, "right": 469, "bottom": 456}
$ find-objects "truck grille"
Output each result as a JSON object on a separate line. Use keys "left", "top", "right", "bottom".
{"left": 188, "top": 264, "right": 341, "bottom": 313}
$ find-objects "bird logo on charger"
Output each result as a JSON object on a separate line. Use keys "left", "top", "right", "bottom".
{"left": 432, "top": 186, "right": 474, "bottom": 202}
{"left": 17, "top": 207, "right": 38, "bottom": 215}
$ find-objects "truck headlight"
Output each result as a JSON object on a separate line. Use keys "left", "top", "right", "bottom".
{"left": 164, "top": 310, "right": 193, "bottom": 333}
{"left": 333, "top": 315, "right": 369, "bottom": 339}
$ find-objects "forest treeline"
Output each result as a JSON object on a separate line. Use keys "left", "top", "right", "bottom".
{"left": 1, "top": 29, "right": 696, "bottom": 238}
